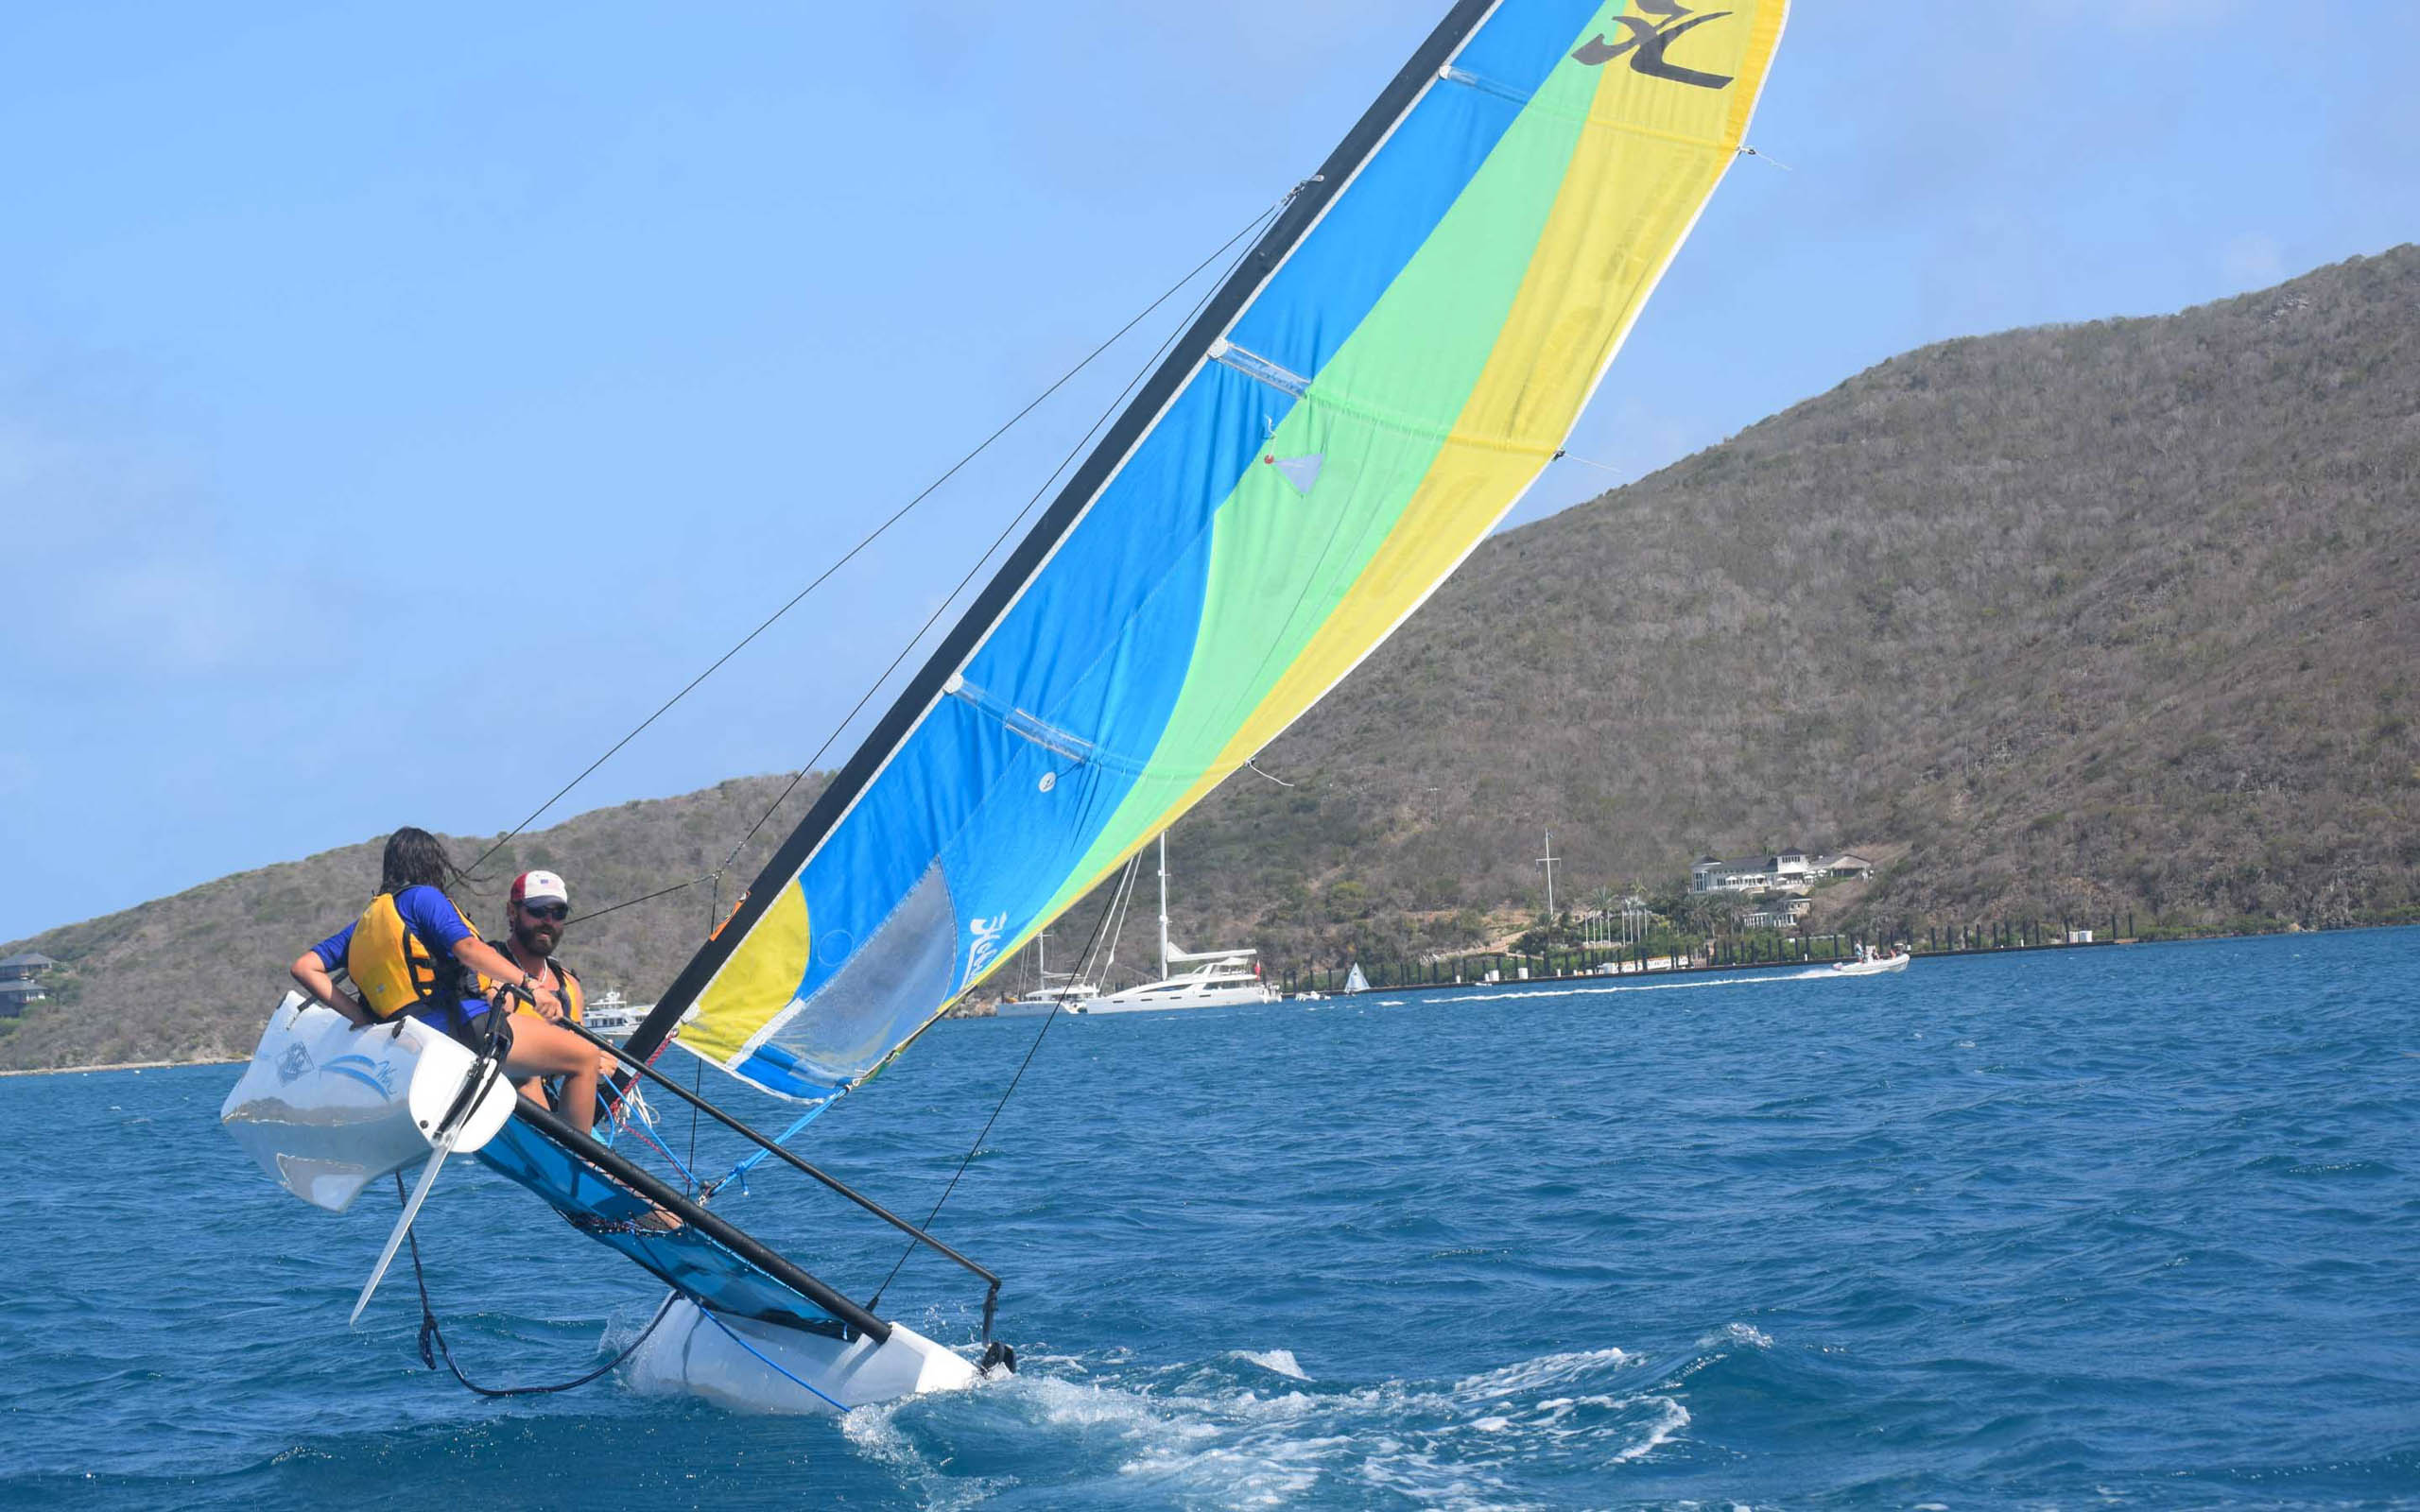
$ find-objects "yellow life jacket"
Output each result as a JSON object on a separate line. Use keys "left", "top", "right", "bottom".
{"left": 345, "top": 890, "right": 493, "bottom": 1022}
{"left": 508, "top": 956, "right": 584, "bottom": 1024}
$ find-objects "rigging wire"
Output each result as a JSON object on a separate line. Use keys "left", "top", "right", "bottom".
{"left": 688, "top": 192, "right": 1286, "bottom": 920}
{"left": 720, "top": 189, "right": 1283, "bottom": 1227}
{"left": 694, "top": 182, "right": 1277, "bottom": 1190}
{"left": 1551, "top": 448, "right": 1628, "bottom": 475}
{"left": 863, "top": 849, "right": 1138, "bottom": 1314}
{"left": 564, "top": 873, "right": 715, "bottom": 928}
{"left": 1092, "top": 850, "right": 1145, "bottom": 985}
{"left": 468, "top": 196, "right": 1288, "bottom": 882}
{"left": 1244, "top": 757, "right": 1297, "bottom": 787}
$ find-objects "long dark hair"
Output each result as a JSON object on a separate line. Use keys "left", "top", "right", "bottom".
{"left": 378, "top": 827, "right": 470, "bottom": 898}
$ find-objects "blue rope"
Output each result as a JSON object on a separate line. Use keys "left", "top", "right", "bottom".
{"left": 691, "top": 1304, "right": 852, "bottom": 1414}
{"left": 718, "top": 1102, "right": 836, "bottom": 1188}
{"left": 596, "top": 1083, "right": 708, "bottom": 1193}
{"left": 629, "top": 1117, "right": 706, "bottom": 1192}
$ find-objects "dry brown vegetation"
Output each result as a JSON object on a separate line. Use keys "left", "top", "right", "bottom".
{"left": 6, "top": 249, "right": 2415, "bottom": 1068}
{"left": 1181, "top": 248, "right": 2420, "bottom": 963}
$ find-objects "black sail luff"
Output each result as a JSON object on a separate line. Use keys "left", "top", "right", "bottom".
{"left": 620, "top": 1, "right": 1501, "bottom": 1069}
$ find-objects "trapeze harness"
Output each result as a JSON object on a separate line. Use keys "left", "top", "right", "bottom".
{"left": 345, "top": 891, "right": 496, "bottom": 1040}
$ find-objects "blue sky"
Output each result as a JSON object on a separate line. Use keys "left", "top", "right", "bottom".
{"left": 5, "top": 1, "right": 2416, "bottom": 942}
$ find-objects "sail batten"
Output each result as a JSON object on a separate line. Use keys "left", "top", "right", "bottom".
{"left": 626, "top": 0, "right": 1788, "bottom": 1103}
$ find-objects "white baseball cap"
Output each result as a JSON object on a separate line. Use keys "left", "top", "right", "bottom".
{"left": 510, "top": 870, "right": 569, "bottom": 907}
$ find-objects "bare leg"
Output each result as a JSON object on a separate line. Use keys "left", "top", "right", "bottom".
{"left": 502, "top": 1018, "right": 601, "bottom": 1134}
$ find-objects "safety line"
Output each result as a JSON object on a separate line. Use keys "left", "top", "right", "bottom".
{"left": 862, "top": 845, "right": 1135, "bottom": 1312}
{"left": 398, "top": 1173, "right": 679, "bottom": 1399}
{"left": 469, "top": 198, "right": 1288, "bottom": 878}
{"left": 691, "top": 1304, "right": 852, "bottom": 1414}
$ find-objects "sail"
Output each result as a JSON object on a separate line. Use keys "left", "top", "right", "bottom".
{"left": 627, "top": 0, "right": 1789, "bottom": 1099}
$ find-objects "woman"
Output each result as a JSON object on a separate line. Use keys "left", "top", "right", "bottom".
{"left": 289, "top": 827, "right": 602, "bottom": 1135}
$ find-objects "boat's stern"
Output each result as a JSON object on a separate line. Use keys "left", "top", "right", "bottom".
{"left": 220, "top": 993, "right": 518, "bottom": 1211}
{"left": 621, "top": 1298, "right": 986, "bottom": 1415}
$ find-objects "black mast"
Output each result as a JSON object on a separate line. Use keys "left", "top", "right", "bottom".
{"left": 622, "top": 0, "right": 1500, "bottom": 1068}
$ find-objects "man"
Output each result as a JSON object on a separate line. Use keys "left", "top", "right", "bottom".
{"left": 495, "top": 869, "right": 614, "bottom": 1104}
{"left": 288, "top": 828, "right": 598, "bottom": 1135}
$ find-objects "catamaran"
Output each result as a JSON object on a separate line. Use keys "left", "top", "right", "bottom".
{"left": 221, "top": 0, "right": 1788, "bottom": 1416}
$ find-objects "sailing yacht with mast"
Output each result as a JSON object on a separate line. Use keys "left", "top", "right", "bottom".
{"left": 1075, "top": 834, "right": 1276, "bottom": 1012}
{"left": 995, "top": 927, "right": 1102, "bottom": 1016}
{"left": 219, "top": 0, "right": 1789, "bottom": 1416}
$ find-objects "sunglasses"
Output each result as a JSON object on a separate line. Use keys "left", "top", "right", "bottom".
{"left": 519, "top": 902, "right": 570, "bottom": 921}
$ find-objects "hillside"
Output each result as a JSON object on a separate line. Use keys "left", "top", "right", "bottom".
{"left": 1178, "top": 247, "right": 2420, "bottom": 959}
{"left": 0, "top": 778, "right": 813, "bottom": 1071}
{"left": 6, "top": 249, "right": 2416, "bottom": 1069}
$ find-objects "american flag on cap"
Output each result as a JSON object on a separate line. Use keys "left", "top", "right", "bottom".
{"left": 510, "top": 870, "right": 568, "bottom": 906}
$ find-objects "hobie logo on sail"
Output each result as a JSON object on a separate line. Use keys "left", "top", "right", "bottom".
{"left": 1571, "top": 0, "right": 1736, "bottom": 90}
{"left": 966, "top": 913, "right": 1009, "bottom": 984}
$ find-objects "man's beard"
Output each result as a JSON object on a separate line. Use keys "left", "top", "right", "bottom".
{"left": 512, "top": 924, "right": 560, "bottom": 957}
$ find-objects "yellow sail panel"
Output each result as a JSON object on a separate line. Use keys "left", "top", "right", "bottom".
{"left": 1039, "top": 0, "right": 1790, "bottom": 914}
{"left": 683, "top": 884, "right": 809, "bottom": 1067}
{"left": 637, "top": 2, "right": 1789, "bottom": 1104}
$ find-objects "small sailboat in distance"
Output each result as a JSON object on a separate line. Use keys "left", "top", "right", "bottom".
{"left": 995, "top": 921, "right": 1107, "bottom": 1016}
{"left": 222, "top": 0, "right": 1789, "bottom": 1415}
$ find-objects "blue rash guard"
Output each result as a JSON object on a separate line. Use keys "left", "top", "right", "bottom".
{"left": 310, "top": 885, "right": 493, "bottom": 1036}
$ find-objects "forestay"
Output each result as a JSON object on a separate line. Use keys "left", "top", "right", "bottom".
{"left": 625, "top": 0, "right": 1789, "bottom": 1100}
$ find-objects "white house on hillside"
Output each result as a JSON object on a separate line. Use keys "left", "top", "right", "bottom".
{"left": 1691, "top": 850, "right": 1875, "bottom": 897}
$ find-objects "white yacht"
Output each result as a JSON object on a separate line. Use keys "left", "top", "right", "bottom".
{"left": 996, "top": 930, "right": 1104, "bottom": 1017}
{"left": 996, "top": 982, "right": 1099, "bottom": 1016}
{"left": 581, "top": 989, "right": 654, "bottom": 1040}
{"left": 1071, "top": 834, "right": 1277, "bottom": 1014}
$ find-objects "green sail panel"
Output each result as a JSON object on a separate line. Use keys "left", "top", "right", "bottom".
{"left": 628, "top": 0, "right": 1789, "bottom": 1101}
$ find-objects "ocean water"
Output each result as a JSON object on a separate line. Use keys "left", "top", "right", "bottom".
{"left": 4, "top": 929, "right": 2416, "bottom": 1510}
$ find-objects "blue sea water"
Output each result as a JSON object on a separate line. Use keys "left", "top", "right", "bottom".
{"left": 4, "top": 929, "right": 2417, "bottom": 1510}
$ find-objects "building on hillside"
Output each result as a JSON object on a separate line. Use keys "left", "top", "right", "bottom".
{"left": 0, "top": 952, "right": 58, "bottom": 1018}
{"left": 1691, "top": 855, "right": 1764, "bottom": 894}
{"left": 1691, "top": 850, "right": 1872, "bottom": 896}
{"left": 1743, "top": 895, "right": 1815, "bottom": 930}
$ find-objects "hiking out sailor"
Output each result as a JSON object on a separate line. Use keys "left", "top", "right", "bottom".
{"left": 493, "top": 868, "right": 615, "bottom": 1106}
{"left": 286, "top": 827, "right": 603, "bottom": 1134}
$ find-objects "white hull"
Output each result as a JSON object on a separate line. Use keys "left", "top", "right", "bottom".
{"left": 994, "top": 999, "right": 1066, "bottom": 1017}
{"left": 996, "top": 988, "right": 1099, "bottom": 1017}
{"left": 1075, "top": 979, "right": 1278, "bottom": 1013}
{"left": 620, "top": 1298, "right": 981, "bottom": 1415}
{"left": 1832, "top": 954, "right": 1910, "bottom": 976}
{"left": 220, "top": 993, "right": 518, "bottom": 1212}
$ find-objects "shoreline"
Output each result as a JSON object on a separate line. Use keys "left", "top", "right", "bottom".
{"left": 11, "top": 923, "right": 2411, "bottom": 1074}
{"left": 0, "top": 1057, "right": 244, "bottom": 1078}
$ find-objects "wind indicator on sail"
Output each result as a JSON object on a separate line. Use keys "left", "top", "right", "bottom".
{"left": 1262, "top": 453, "right": 1326, "bottom": 496}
